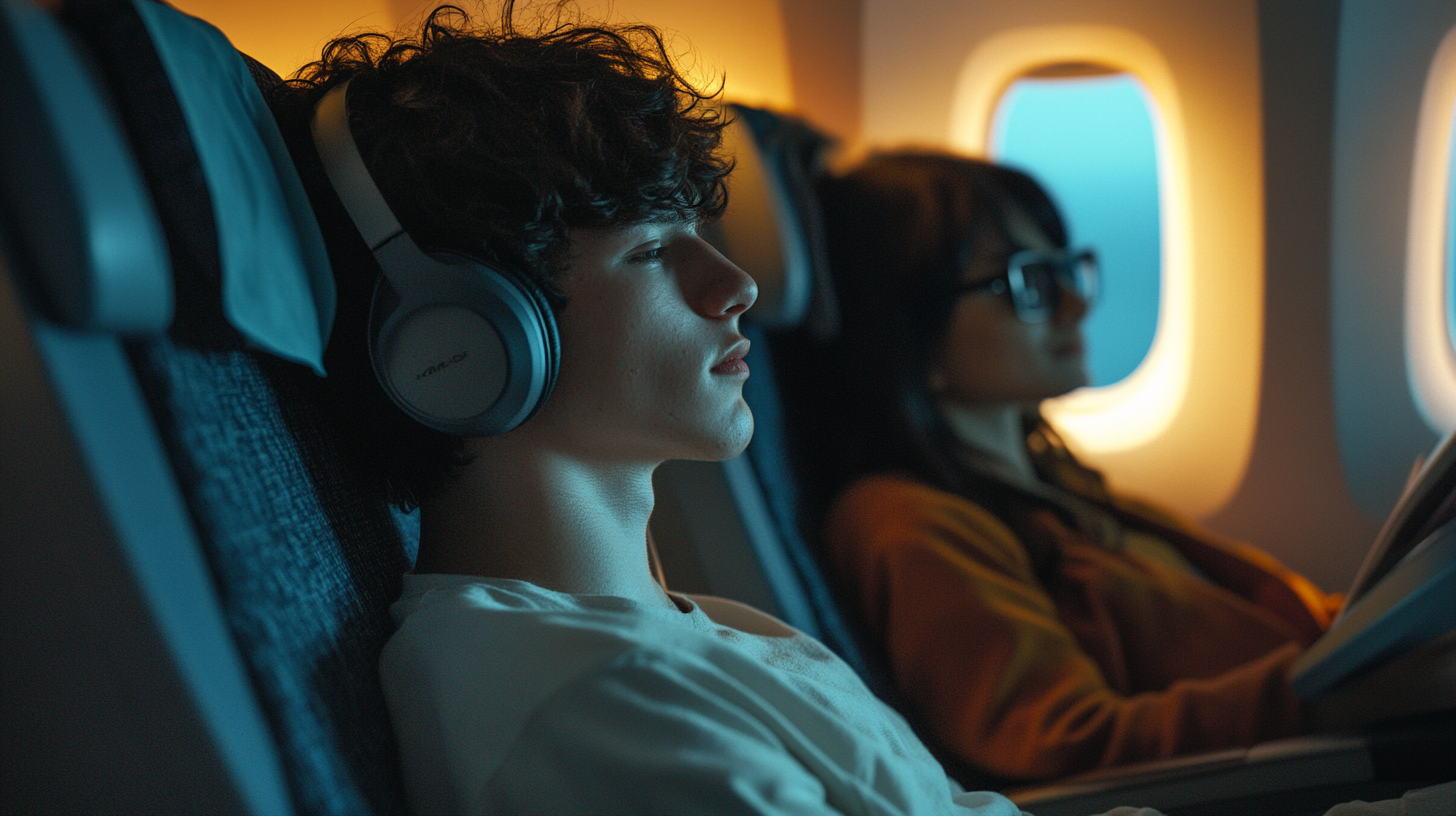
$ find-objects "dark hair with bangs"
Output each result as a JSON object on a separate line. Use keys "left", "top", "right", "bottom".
{"left": 823, "top": 152, "right": 1065, "bottom": 412}
{"left": 268, "top": 3, "right": 731, "bottom": 507}
{"left": 801, "top": 151, "right": 1076, "bottom": 579}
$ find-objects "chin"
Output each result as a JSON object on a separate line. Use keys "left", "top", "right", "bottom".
{"left": 1061, "top": 377, "right": 1091, "bottom": 395}
{"left": 690, "top": 401, "right": 755, "bottom": 461}
{"left": 1048, "top": 364, "right": 1090, "bottom": 397}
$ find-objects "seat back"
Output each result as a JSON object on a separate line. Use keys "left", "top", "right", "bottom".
{"left": 649, "top": 105, "right": 897, "bottom": 702}
{"left": 0, "top": 0, "right": 289, "bottom": 812}
{"left": 78, "top": 3, "right": 414, "bottom": 812}
{"left": 1, "top": 1, "right": 413, "bottom": 812}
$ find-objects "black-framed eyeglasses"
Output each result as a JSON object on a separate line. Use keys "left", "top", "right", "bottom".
{"left": 950, "top": 247, "right": 1099, "bottom": 324}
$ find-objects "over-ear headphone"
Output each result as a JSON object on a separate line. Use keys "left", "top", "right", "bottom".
{"left": 310, "top": 79, "right": 559, "bottom": 436}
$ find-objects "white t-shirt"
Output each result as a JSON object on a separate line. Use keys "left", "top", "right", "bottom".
{"left": 380, "top": 573, "right": 1035, "bottom": 815}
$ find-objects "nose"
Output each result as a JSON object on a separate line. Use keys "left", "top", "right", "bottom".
{"left": 1052, "top": 282, "right": 1088, "bottom": 327}
{"left": 684, "top": 237, "right": 758, "bottom": 319}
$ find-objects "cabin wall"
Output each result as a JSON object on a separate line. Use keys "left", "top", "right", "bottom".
{"left": 1218, "top": 0, "right": 1456, "bottom": 591}
{"left": 1203, "top": 0, "right": 1380, "bottom": 593}
{"left": 1328, "top": 0, "right": 1456, "bottom": 522}
{"left": 166, "top": 0, "right": 395, "bottom": 78}
{"left": 859, "top": 0, "right": 1456, "bottom": 592}
{"left": 167, "top": 0, "right": 859, "bottom": 137}
{"left": 779, "top": 0, "right": 863, "bottom": 144}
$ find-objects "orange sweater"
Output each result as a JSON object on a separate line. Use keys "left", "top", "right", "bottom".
{"left": 824, "top": 474, "right": 1342, "bottom": 781}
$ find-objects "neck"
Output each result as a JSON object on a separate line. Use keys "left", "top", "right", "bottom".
{"left": 413, "top": 428, "right": 674, "bottom": 612}
{"left": 939, "top": 400, "right": 1038, "bottom": 487}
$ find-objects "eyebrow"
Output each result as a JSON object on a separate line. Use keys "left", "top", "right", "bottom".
{"left": 637, "top": 212, "right": 693, "bottom": 227}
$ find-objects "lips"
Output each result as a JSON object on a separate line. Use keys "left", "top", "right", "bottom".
{"left": 711, "top": 338, "right": 751, "bottom": 376}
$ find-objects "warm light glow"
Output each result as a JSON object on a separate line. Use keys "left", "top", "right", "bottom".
{"left": 606, "top": 0, "right": 795, "bottom": 109}
{"left": 951, "top": 25, "right": 1190, "bottom": 451}
{"left": 167, "top": 0, "right": 396, "bottom": 78}
{"left": 1406, "top": 25, "right": 1456, "bottom": 434}
{"left": 166, "top": 0, "right": 796, "bottom": 110}
{"left": 948, "top": 24, "right": 1263, "bottom": 517}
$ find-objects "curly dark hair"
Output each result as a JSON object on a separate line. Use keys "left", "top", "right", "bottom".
{"left": 268, "top": 3, "right": 732, "bottom": 507}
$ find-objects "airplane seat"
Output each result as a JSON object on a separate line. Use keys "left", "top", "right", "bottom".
{"left": 73, "top": 2, "right": 416, "bottom": 813}
{"left": 739, "top": 107, "right": 1012, "bottom": 791}
{"left": 2, "top": 0, "right": 411, "bottom": 812}
{"left": 649, "top": 103, "right": 1018, "bottom": 790}
{"left": 646, "top": 106, "right": 1016, "bottom": 786}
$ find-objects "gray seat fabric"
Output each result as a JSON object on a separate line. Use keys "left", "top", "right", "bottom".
{"left": 55, "top": 1, "right": 412, "bottom": 812}
{"left": 125, "top": 339, "right": 410, "bottom": 816}
{"left": 1, "top": 1, "right": 289, "bottom": 812}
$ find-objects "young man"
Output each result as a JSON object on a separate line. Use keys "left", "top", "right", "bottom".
{"left": 272, "top": 7, "right": 1166, "bottom": 815}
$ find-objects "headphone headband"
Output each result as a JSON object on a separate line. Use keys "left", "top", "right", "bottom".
{"left": 312, "top": 80, "right": 405, "bottom": 252}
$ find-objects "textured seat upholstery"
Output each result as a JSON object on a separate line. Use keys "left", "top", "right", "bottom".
{"left": 125, "top": 339, "right": 410, "bottom": 815}
{"left": 1, "top": 1, "right": 413, "bottom": 812}
{"left": 69, "top": 3, "right": 414, "bottom": 813}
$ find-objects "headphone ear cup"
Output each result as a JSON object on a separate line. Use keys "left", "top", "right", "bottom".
{"left": 377, "top": 295, "right": 511, "bottom": 423}
{"left": 310, "top": 80, "right": 558, "bottom": 436}
{"left": 512, "top": 264, "right": 560, "bottom": 411}
{"left": 368, "top": 245, "right": 559, "bottom": 436}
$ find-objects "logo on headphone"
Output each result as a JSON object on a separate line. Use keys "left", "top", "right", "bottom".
{"left": 417, "top": 350, "right": 469, "bottom": 381}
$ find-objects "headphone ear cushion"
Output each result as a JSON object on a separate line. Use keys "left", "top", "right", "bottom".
{"left": 506, "top": 264, "right": 560, "bottom": 414}
{"left": 368, "top": 248, "right": 559, "bottom": 436}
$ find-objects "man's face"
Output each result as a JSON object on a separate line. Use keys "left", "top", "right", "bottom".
{"left": 523, "top": 219, "right": 758, "bottom": 463}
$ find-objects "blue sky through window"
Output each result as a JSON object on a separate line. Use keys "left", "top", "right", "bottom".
{"left": 991, "top": 73, "right": 1162, "bottom": 387}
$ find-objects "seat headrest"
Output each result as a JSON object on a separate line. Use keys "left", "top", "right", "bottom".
{"left": 706, "top": 105, "right": 838, "bottom": 336}
{"left": 0, "top": 0, "right": 171, "bottom": 333}
{"left": 125, "top": 0, "right": 335, "bottom": 374}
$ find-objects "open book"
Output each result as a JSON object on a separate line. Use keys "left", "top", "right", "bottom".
{"left": 1289, "top": 428, "right": 1456, "bottom": 698}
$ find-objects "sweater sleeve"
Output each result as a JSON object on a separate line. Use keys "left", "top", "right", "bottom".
{"left": 1112, "top": 494, "right": 1345, "bottom": 628}
{"left": 824, "top": 476, "right": 1307, "bottom": 782}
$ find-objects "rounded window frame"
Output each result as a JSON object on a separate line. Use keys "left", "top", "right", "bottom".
{"left": 988, "top": 67, "right": 1164, "bottom": 389}
{"left": 947, "top": 23, "right": 1263, "bottom": 517}
{"left": 1405, "top": 24, "right": 1456, "bottom": 435}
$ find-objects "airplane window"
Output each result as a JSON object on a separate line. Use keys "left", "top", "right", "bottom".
{"left": 1407, "top": 24, "right": 1456, "bottom": 434}
{"left": 948, "top": 26, "right": 1261, "bottom": 517}
{"left": 1448, "top": 99, "right": 1456, "bottom": 358}
{"left": 990, "top": 71, "right": 1161, "bottom": 387}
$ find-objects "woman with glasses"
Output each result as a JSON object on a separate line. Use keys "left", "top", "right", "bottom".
{"left": 807, "top": 151, "right": 1341, "bottom": 783}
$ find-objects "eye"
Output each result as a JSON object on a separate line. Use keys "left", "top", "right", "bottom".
{"left": 627, "top": 246, "right": 668, "bottom": 265}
